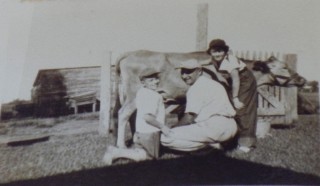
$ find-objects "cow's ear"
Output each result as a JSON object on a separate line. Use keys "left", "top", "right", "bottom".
{"left": 252, "top": 62, "right": 270, "bottom": 73}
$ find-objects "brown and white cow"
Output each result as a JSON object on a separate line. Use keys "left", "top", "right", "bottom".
{"left": 112, "top": 50, "right": 305, "bottom": 148}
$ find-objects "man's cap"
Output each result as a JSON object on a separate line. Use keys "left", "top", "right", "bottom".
{"left": 139, "top": 68, "right": 161, "bottom": 80}
{"left": 176, "top": 59, "right": 201, "bottom": 69}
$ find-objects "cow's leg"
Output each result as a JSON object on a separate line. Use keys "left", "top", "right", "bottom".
{"left": 116, "top": 100, "right": 136, "bottom": 148}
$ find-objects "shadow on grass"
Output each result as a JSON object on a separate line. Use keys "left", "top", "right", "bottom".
{"left": 271, "top": 124, "right": 295, "bottom": 130}
{"left": 4, "top": 151, "right": 320, "bottom": 186}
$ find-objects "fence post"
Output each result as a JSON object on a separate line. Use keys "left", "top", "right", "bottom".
{"left": 284, "top": 54, "right": 298, "bottom": 123}
{"left": 99, "top": 51, "right": 112, "bottom": 136}
{"left": 196, "top": 3, "right": 208, "bottom": 51}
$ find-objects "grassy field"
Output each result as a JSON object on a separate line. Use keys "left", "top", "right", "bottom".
{"left": 0, "top": 113, "right": 319, "bottom": 185}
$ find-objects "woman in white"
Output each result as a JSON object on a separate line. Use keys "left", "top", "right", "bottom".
{"left": 207, "top": 39, "right": 258, "bottom": 153}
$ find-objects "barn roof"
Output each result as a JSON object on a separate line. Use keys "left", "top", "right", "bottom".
{"left": 32, "top": 66, "right": 101, "bottom": 99}
{"left": 33, "top": 66, "right": 100, "bottom": 86}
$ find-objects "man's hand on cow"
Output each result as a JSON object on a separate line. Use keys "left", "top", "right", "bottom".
{"left": 233, "top": 97, "right": 245, "bottom": 110}
{"left": 217, "top": 74, "right": 229, "bottom": 86}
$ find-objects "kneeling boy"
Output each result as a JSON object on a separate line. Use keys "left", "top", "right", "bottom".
{"left": 103, "top": 68, "right": 172, "bottom": 164}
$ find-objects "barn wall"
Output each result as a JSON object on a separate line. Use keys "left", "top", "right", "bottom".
{"left": 59, "top": 67, "right": 101, "bottom": 99}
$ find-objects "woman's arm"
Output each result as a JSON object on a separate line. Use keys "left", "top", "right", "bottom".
{"left": 230, "top": 69, "right": 245, "bottom": 109}
{"left": 230, "top": 69, "right": 240, "bottom": 98}
{"left": 207, "top": 64, "right": 229, "bottom": 86}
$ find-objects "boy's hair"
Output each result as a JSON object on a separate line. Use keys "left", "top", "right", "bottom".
{"left": 140, "top": 74, "right": 159, "bottom": 82}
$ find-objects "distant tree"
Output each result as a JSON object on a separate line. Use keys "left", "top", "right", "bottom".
{"left": 1, "top": 99, "right": 31, "bottom": 120}
{"left": 32, "top": 71, "right": 68, "bottom": 117}
{"left": 308, "top": 81, "right": 318, "bottom": 92}
{"left": 298, "top": 93, "right": 317, "bottom": 114}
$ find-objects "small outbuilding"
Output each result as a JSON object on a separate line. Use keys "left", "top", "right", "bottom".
{"left": 32, "top": 66, "right": 101, "bottom": 117}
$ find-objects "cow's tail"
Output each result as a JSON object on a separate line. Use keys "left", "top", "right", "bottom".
{"left": 114, "top": 52, "right": 132, "bottom": 104}
{"left": 111, "top": 52, "right": 130, "bottom": 133}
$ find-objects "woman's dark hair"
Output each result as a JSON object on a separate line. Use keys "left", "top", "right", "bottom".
{"left": 206, "top": 39, "right": 229, "bottom": 54}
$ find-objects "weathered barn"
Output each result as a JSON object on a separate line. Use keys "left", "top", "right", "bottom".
{"left": 32, "top": 66, "right": 101, "bottom": 117}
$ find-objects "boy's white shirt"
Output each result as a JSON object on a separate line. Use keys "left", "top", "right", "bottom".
{"left": 135, "top": 87, "right": 165, "bottom": 133}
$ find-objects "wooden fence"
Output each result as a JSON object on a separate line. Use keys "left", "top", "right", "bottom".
{"left": 233, "top": 50, "right": 298, "bottom": 125}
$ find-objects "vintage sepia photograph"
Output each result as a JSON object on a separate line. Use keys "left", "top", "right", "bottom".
{"left": 0, "top": 0, "right": 319, "bottom": 185}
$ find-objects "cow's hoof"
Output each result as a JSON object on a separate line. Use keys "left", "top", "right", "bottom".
{"left": 116, "top": 144, "right": 126, "bottom": 148}
{"left": 102, "top": 146, "right": 117, "bottom": 165}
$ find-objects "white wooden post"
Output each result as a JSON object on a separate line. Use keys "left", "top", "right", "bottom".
{"left": 74, "top": 104, "right": 78, "bottom": 114}
{"left": 99, "top": 51, "right": 112, "bottom": 136}
{"left": 92, "top": 102, "right": 96, "bottom": 112}
{"left": 196, "top": 3, "right": 208, "bottom": 51}
{"left": 284, "top": 54, "right": 298, "bottom": 123}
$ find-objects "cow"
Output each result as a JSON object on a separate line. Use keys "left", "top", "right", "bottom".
{"left": 112, "top": 50, "right": 306, "bottom": 148}
{"left": 244, "top": 56, "right": 306, "bottom": 87}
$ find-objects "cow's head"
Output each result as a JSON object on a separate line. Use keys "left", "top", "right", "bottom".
{"left": 247, "top": 56, "right": 306, "bottom": 87}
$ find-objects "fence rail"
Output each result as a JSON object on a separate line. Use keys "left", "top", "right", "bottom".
{"left": 233, "top": 50, "right": 286, "bottom": 61}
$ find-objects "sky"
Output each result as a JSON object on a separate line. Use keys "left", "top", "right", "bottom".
{"left": 0, "top": 0, "right": 319, "bottom": 103}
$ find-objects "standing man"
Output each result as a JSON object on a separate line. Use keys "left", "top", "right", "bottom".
{"left": 161, "top": 59, "right": 238, "bottom": 151}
